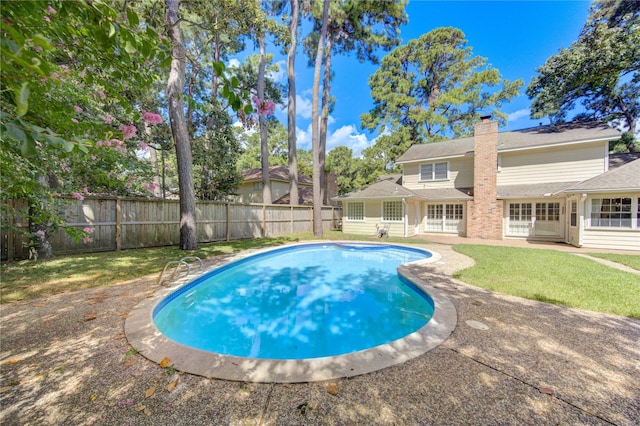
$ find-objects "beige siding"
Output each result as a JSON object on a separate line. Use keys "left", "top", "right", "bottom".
{"left": 341, "top": 200, "right": 407, "bottom": 237}
{"left": 498, "top": 142, "right": 606, "bottom": 185}
{"left": 403, "top": 157, "right": 474, "bottom": 190}
{"left": 582, "top": 229, "right": 640, "bottom": 250}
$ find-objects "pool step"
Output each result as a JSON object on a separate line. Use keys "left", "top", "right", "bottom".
{"left": 157, "top": 256, "right": 203, "bottom": 286}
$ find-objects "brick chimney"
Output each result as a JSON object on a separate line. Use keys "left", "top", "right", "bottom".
{"left": 466, "top": 116, "right": 503, "bottom": 239}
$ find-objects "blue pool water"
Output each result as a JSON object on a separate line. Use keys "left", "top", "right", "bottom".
{"left": 153, "top": 243, "right": 434, "bottom": 359}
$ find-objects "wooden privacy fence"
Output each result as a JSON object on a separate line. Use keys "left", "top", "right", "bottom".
{"left": 1, "top": 197, "right": 342, "bottom": 260}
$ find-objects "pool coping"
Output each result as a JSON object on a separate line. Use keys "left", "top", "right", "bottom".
{"left": 124, "top": 241, "right": 457, "bottom": 383}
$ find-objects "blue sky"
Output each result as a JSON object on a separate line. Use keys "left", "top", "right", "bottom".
{"left": 232, "top": 0, "right": 592, "bottom": 157}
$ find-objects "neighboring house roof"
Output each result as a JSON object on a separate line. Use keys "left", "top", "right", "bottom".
{"left": 564, "top": 158, "right": 640, "bottom": 193}
{"left": 397, "top": 121, "right": 620, "bottom": 164}
{"left": 273, "top": 187, "right": 314, "bottom": 205}
{"left": 334, "top": 178, "right": 415, "bottom": 200}
{"left": 609, "top": 152, "right": 640, "bottom": 169}
{"left": 496, "top": 182, "right": 579, "bottom": 199}
{"left": 411, "top": 188, "right": 473, "bottom": 200}
{"left": 241, "top": 165, "right": 312, "bottom": 185}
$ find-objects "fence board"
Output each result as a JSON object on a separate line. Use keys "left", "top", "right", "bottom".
{"left": 1, "top": 197, "right": 342, "bottom": 260}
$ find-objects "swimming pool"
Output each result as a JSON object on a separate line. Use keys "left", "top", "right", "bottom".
{"left": 153, "top": 243, "right": 434, "bottom": 359}
{"left": 125, "top": 242, "right": 457, "bottom": 382}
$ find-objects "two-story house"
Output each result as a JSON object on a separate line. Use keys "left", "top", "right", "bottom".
{"left": 335, "top": 117, "right": 640, "bottom": 251}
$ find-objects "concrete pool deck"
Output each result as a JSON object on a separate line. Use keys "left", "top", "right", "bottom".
{"left": 1, "top": 241, "right": 639, "bottom": 425}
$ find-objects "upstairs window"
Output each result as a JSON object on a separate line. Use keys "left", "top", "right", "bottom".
{"left": 419, "top": 162, "right": 449, "bottom": 181}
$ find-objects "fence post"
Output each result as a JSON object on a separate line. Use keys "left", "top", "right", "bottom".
{"left": 262, "top": 204, "right": 266, "bottom": 237}
{"left": 226, "top": 202, "right": 231, "bottom": 242}
{"left": 115, "top": 198, "right": 121, "bottom": 251}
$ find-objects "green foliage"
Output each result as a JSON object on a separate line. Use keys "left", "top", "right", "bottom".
{"left": 526, "top": 0, "right": 639, "bottom": 151}
{"left": 237, "top": 120, "right": 312, "bottom": 175}
{"left": 362, "top": 27, "right": 523, "bottom": 168}
{"left": 0, "top": 0, "right": 170, "bottom": 253}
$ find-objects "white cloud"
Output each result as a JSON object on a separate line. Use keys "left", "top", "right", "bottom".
{"left": 267, "top": 60, "right": 287, "bottom": 83}
{"left": 295, "top": 94, "right": 313, "bottom": 119}
{"left": 327, "top": 125, "right": 372, "bottom": 157}
{"left": 294, "top": 123, "right": 373, "bottom": 157}
{"left": 507, "top": 108, "right": 530, "bottom": 122}
{"left": 227, "top": 58, "right": 241, "bottom": 69}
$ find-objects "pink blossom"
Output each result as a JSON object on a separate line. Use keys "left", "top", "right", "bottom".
{"left": 35, "top": 230, "right": 46, "bottom": 237}
{"left": 252, "top": 96, "right": 276, "bottom": 116}
{"left": 142, "top": 111, "right": 163, "bottom": 125}
{"left": 71, "top": 118, "right": 79, "bottom": 123}
{"left": 97, "top": 90, "right": 106, "bottom": 100}
{"left": 111, "top": 138, "right": 123, "bottom": 146}
{"left": 83, "top": 227, "right": 94, "bottom": 234}
{"left": 71, "top": 192, "right": 84, "bottom": 201}
{"left": 90, "top": 155, "right": 97, "bottom": 160}
{"left": 47, "top": 5, "right": 57, "bottom": 14}
{"left": 74, "top": 105, "right": 82, "bottom": 113}
{"left": 100, "top": 114, "right": 114, "bottom": 124}
{"left": 82, "top": 236, "right": 92, "bottom": 244}
{"left": 82, "top": 187, "right": 89, "bottom": 194}
{"left": 142, "top": 183, "right": 157, "bottom": 191}
{"left": 119, "top": 125, "right": 137, "bottom": 140}
{"left": 138, "top": 141, "right": 149, "bottom": 150}
{"left": 44, "top": 16, "right": 51, "bottom": 22}
{"left": 78, "top": 69, "right": 86, "bottom": 78}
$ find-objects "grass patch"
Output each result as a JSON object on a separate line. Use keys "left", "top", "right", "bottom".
{"left": 0, "top": 232, "right": 401, "bottom": 303}
{"left": 586, "top": 253, "right": 640, "bottom": 271}
{"left": 453, "top": 245, "right": 640, "bottom": 319}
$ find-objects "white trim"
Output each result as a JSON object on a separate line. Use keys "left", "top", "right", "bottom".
{"left": 497, "top": 137, "right": 614, "bottom": 153}
{"left": 397, "top": 154, "right": 466, "bottom": 165}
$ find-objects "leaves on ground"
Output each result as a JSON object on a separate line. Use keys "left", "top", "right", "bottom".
{"left": 83, "top": 312, "right": 97, "bottom": 321}
{"left": 326, "top": 382, "right": 339, "bottom": 395}
{"left": 159, "top": 357, "right": 171, "bottom": 368}
{"left": 1, "top": 358, "right": 22, "bottom": 366}
{"left": 145, "top": 386, "right": 156, "bottom": 398}
{"left": 167, "top": 377, "right": 179, "bottom": 392}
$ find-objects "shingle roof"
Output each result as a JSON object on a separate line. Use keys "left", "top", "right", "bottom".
{"left": 609, "top": 152, "right": 640, "bottom": 169}
{"left": 333, "top": 178, "right": 415, "bottom": 200}
{"left": 497, "top": 182, "right": 579, "bottom": 199}
{"left": 564, "top": 158, "right": 640, "bottom": 192}
{"left": 242, "top": 165, "right": 312, "bottom": 185}
{"left": 396, "top": 121, "right": 620, "bottom": 163}
{"left": 410, "top": 188, "right": 473, "bottom": 200}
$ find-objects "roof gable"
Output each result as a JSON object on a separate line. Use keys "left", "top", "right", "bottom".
{"left": 397, "top": 122, "right": 620, "bottom": 164}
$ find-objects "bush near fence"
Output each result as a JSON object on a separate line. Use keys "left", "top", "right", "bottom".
{"left": 1, "top": 197, "right": 342, "bottom": 260}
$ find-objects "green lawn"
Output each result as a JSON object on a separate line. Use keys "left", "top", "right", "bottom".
{"left": 586, "top": 252, "right": 640, "bottom": 271}
{"left": 453, "top": 245, "right": 640, "bottom": 319}
{"left": 2, "top": 234, "right": 639, "bottom": 319}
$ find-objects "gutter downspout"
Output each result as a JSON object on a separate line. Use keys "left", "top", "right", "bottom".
{"left": 578, "top": 193, "right": 587, "bottom": 247}
{"left": 402, "top": 198, "right": 408, "bottom": 237}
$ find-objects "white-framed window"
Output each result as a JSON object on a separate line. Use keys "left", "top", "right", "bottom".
{"left": 570, "top": 200, "right": 577, "bottom": 227}
{"left": 419, "top": 162, "right": 449, "bottom": 181}
{"left": 589, "top": 197, "right": 633, "bottom": 228}
{"left": 424, "top": 203, "right": 464, "bottom": 233}
{"left": 536, "top": 202, "right": 560, "bottom": 221}
{"left": 382, "top": 200, "right": 403, "bottom": 222}
{"left": 346, "top": 201, "right": 364, "bottom": 222}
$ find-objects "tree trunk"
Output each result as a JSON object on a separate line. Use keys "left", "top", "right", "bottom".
{"left": 165, "top": 0, "right": 197, "bottom": 250}
{"left": 258, "top": 35, "right": 272, "bottom": 205}
{"left": 287, "top": 0, "right": 299, "bottom": 205}
{"left": 320, "top": 34, "right": 332, "bottom": 205}
{"left": 311, "top": 0, "right": 330, "bottom": 237}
